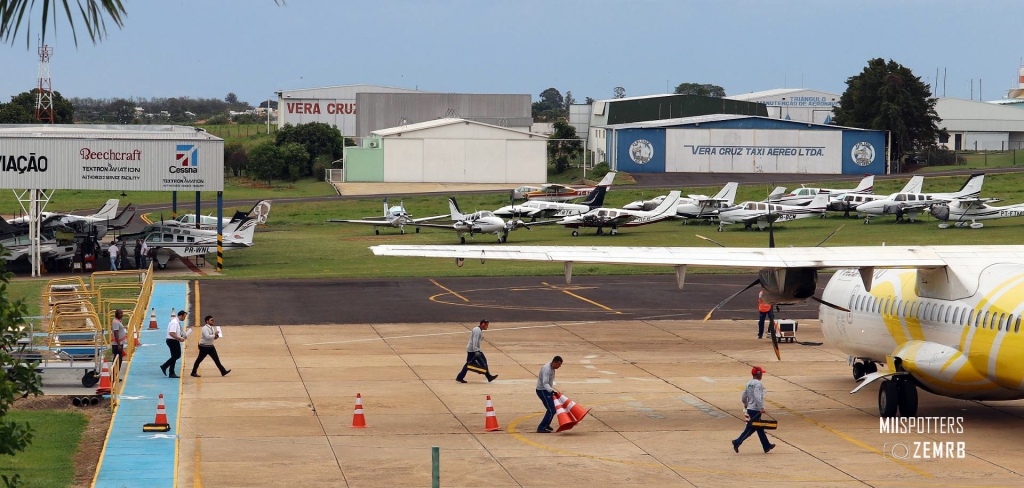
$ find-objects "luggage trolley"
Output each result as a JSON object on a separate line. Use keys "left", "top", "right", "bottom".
{"left": 774, "top": 319, "right": 798, "bottom": 343}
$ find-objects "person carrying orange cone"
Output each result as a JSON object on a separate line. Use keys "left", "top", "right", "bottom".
{"left": 534, "top": 355, "right": 563, "bottom": 433}
{"left": 143, "top": 393, "right": 171, "bottom": 432}
{"left": 555, "top": 392, "right": 591, "bottom": 423}
{"left": 95, "top": 358, "right": 112, "bottom": 394}
{"left": 553, "top": 393, "right": 577, "bottom": 432}
{"left": 351, "top": 393, "right": 367, "bottom": 428}
{"left": 484, "top": 395, "right": 500, "bottom": 431}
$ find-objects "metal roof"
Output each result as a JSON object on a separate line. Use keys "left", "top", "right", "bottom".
{"left": 726, "top": 88, "right": 809, "bottom": 100}
{"left": 595, "top": 114, "right": 871, "bottom": 131}
{"left": 371, "top": 118, "right": 545, "bottom": 137}
{"left": 0, "top": 124, "right": 222, "bottom": 140}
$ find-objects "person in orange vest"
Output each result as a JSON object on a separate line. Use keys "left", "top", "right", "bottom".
{"left": 757, "top": 290, "right": 773, "bottom": 339}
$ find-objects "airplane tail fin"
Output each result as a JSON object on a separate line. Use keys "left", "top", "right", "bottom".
{"left": 953, "top": 173, "right": 985, "bottom": 198}
{"left": 383, "top": 198, "right": 390, "bottom": 217}
{"left": 223, "top": 216, "right": 258, "bottom": 244}
{"left": 0, "top": 217, "right": 20, "bottom": 236}
{"left": 652, "top": 191, "right": 682, "bottom": 217}
{"left": 581, "top": 185, "right": 608, "bottom": 209}
{"left": 107, "top": 203, "right": 137, "bottom": 229}
{"left": 714, "top": 182, "right": 739, "bottom": 205}
{"left": 807, "top": 190, "right": 829, "bottom": 210}
{"left": 91, "top": 199, "right": 119, "bottom": 220}
{"left": 766, "top": 186, "right": 786, "bottom": 202}
{"left": 900, "top": 175, "right": 924, "bottom": 194}
{"left": 595, "top": 171, "right": 616, "bottom": 187}
{"left": 852, "top": 175, "right": 874, "bottom": 194}
{"left": 448, "top": 197, "right": 466, "bottom": 221}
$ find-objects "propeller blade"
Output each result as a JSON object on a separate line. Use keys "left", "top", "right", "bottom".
{"left": 769, "top": 316, "right": 781, "bottom": 361}
{"left": 814, "top": 224, "right": 845, "bottom": 247}
{"left": 703, "top": 278, "right": 761, "bottom": 322}
{"left": 695, "top": 234, "right": 726, "bottom": 248}
{"left": 811, "top": 296, "right": 850, "bottom": 312}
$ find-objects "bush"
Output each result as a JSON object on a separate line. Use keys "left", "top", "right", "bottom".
{"left": 589, "top": 163, "right": 611, "bottom": 180}
{"left": 917, "top": 146, "right": 965, "bottom": 166}
{"left": 206, "top": 114, "right": 229, "bottom": 125}
{"left": 312, "top": 154, "right": 332, "bottom": 182}
{"left": 287, "top": 162, "right": 302, "bottom": 183}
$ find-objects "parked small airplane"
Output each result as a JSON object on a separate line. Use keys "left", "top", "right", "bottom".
{"left": 119, "top": 200, "right": 271, "bottom": 269}
{"left": 7, "top": 198, "right": 119, "bottom": 226}
{"left": 558, "top": 191, "right": 681, "bottom": 236}
{"left": 856, "top": 173, "right": 985, "bottom": 224}
{"left": 417, "top": 198, "right": 539, "bottom": 244}
{"left": 512, "top": 172, "right": 616, "bottom": 202}
{"left": 156, "top": 200, "right": 273, "bottom": 230}
{"left": 494, "top": 183, "right": 609, "bottom": 220}
{"left": 328, "top": 199, "right": 448, "bottom": 235}
{"left": 5, "top": 201, "right": 137, "bottom": 240}
{"left": 828, "top": 175, "right": 925, "bottom": 215}
{"left": 717, "top": 191, "right": 829, "bottom": 231}
{"left": 0, "top": 224, "right": 77, "bottom": 263}
{"left": 774, "top": 175, "right": 874, "bottom": 206}
{"left": 929, "top": 198, "right": 1024, "bottom": 228}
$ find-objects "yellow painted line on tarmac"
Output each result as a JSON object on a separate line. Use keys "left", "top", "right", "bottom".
{"left": 429, "top": 279, "right": 469, "bottom": 302}
{"left": 506, "top": 412, "right": 835, "bottom": 482}
{"left": 428, "top": 292, "right": 614, "bottom": 313}
{"left": 541, "top": 281, "right": 622, "bottom": 314}
{"left": 766, "top": 398, "right": 932, "bottom": 478}
{"left": 192, "top": 280, "right": 203, "bottom": 488}
{"left": 141, "top": 213, "right": 153, "bottom": 224}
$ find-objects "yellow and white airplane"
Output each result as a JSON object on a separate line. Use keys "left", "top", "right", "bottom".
{"left": 370, "top": 243, "right": 1024, "bottom": 418}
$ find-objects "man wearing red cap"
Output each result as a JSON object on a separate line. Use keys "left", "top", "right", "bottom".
{"left": 732, "top": 366, "right": 776, "bottom": 453}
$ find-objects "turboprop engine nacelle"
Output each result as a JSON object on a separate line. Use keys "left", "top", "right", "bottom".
{"left": 891, "top": 340, "right": 1009, "bottom": 400}
{"left": 757, "top": 268, "right": 818, "bottom": 305}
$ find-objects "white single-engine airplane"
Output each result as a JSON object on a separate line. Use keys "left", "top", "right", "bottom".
{"left": 512, "top": 171, "right": 617, "bottom": 202}
{"left": 622, "top": 182, "right": 738, "bottom": 223}
{"left": 417, "top": 198, "right": 539, "bottom": 244}
{"left": 828, "top": 175, "right": 924, "bottom": 215}
{"left": 928, "top": 198, "right": 1024, "bottom": 229}
{"left": 370, "top": 242, "right": 1024, "bottom": 419}
{"left": 119, "top": 200, "right": 271, "bottom": 269}
{"left": 774, "top": 175, "right": 874, "bottom": 207}
{"left": 328, "top": 199, "right": 448, "bottom": 235}
{"left": 558, "top": 191, "right": 681, "bottom": 236}
{"left": 495, "top": 177, "right": 612, "bottom": 220}
{"left": 856, "top": 173, "right": 985, "bottom": 224}
{"left": 717, "top": 191, "right": 829, "bottom": 231}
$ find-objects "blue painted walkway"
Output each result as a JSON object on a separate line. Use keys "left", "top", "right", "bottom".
{"left": 94, "top": 282, "right": 189, "bottom": 488}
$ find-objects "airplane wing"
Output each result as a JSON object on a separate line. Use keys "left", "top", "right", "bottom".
{"left": 413, "top": 222, "right": 458, "bottom": 230}
{"left": 328, "top": 219, "right": 391, "bottom": 225}
{"left": 411, "top": 214, "right": 450, "bottom": 223}
{"left": 370, "top": 244, "right": 952, "bottom": 269}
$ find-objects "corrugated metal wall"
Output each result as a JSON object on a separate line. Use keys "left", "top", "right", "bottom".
{"left": 356, "top": 93, "right": 532, "bottom": 138}
{"left": 606, "top": 95, "right": 768, "bottom": 125}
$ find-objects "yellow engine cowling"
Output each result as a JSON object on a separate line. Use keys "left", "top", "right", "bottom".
{"left": 892, "top": 340, "right": 1011, "bottom": 400}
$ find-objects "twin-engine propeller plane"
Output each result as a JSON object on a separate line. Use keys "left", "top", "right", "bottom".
{"left": 512, "top": 171, "right": 617, "bottom": 202}
{"left": 717, "top": 191, "right": 829, "bottom": 231}
{"left": 856, "top": 173, "right": 985, "bottom": 224}
{"left": 558, "top": 191, "right": 681, "bottom": 236}
{"left": 773, "top": 175, "right": 874, "bottom": 207}
{"left": 328, "top": 198, "right": 448, "bottom": 235}
{"left": 417, "top": 198, "right": 544, "bottom": 244}
{"left": 622, "top": 182, "right": 738, "bottom": 223}
{"left": 370, "top": 241, "right": 1024, "bottom": 419}
{"left": 929, "top": 198, "right": 1024, "bottom": 229}
{"left": 494, "top": 176, "right": 612, "bottom": 220}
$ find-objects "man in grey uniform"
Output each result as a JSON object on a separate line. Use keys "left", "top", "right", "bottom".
{"left": 535, "top": 356, "right": 563, "bottom": 433}
{"left": 456, "top": 319, "right": 498, "bottom": 383}
{"left": 732, "top": 365, "right": 776, "bottom": 453}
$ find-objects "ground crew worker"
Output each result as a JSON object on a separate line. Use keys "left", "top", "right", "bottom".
{"left": 535, "top": 356, "right": 563, "bottom": 433}
{"left": 732, "top": 366, "right": 775, "bottom": 453}
{"left": 456, "top": 319, "right": 497, "bottom": 383}
{"left": 110, "top": 309, "right": 126, "bottom": 371}
{"left": 757, "top": 290, "right": 773, "bottom": 339}
{"left": 108, "top": 241, "right": 119, "bottom": 271}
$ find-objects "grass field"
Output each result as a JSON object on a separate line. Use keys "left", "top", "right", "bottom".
{"left": 918, "top": 150, "right": 1023, "bottom": 172}
{"left": 0, "top": 411, "right": 86, "bottom": 488}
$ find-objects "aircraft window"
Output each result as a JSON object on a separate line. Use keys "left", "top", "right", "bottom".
{"left": 146, "top": 234, "right": 161, "bottom": 243}
{"left": 921, "top": 302, "right": 929, "bottom": 319}
{"left": 968, "top": 309, "right": 975, "bottom": 326}
{"left": 849, "top": 295, "right": 856, "bottom": 309}
{"left": 855, "top": 296, "right": 862, "bottom": 310}
{"left": 999, "top": 313, "right": 1007, "bottom": 331}
{"left": 872, "top": 298, "right": 879, "bottom": 314}
{"left": 917, "top": 303, "right": 925, "bottom": 320}
{"left": 930, "top": 303, "right": 938, "bottom": 322}
{"left": 176, "top": 235, "right": 185, "bottom": 243}
{"left": 163, "top": 234, "right": 173, "bottom": 242}
{"left": 895, "top": 194, "right": 907, "bottom": 201}
{"left": 1015, "top": 316, "right": 1022, "bottom": 333}
{"left": 882, "top": 298, "right": 890, "bottom": 315}
{"left": 941, "top": 305, "right": 949, "bottom": 323}
{"left": 952, "top": 307, "right": 960, "bottom": 325}
{"left": 758, "top": 203, "right": 767, "bottom": 211}
{"left": 983, "top": 311, "right": 990, "bottom": 328}
{"left": 187, "top": 237, "right": 195, "bottom": 243}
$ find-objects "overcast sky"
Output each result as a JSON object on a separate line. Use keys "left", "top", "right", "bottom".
{"left": 1, "top": 0, "right": 1022, "bottom": 105}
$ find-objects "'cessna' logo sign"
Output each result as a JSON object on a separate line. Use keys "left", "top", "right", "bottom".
{"left": 1, "top": 153, "right": 48, "bottom": 173}
{"left": 171, "top": 144, "right": 199, "bottom": 174}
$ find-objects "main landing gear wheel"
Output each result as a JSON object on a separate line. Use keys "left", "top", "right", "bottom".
{"left": 572, "top": 230, "right": 579, "bottom": 237}
{"left": 878, "top": 379, "right": 898, "bottom": 417}
{"left": 415, "top": 227, "right": 420, "bottom": 233}
{"left": 82, "top": 370, "right": 99, "bottom": 388}
{"left": 460, "top": 236, "right": 466, "bottom": 244}
{"left": 717, "top": 226, "right": 724, "bottom": 232}
{"left": 400, "top": 228, "right": 405, "bottom": 235}
{"left": 853, "top": 362, "right": 866, "bottom": 381}
{"left": 865, "top": 362, "right": 878, "bottom": 374}
{"left": 878, "top": 378, "right": 918, "bottom": 417}
{"left": 374, "top": 229, "right": 380, "bottom": 235}
{"left": 610, "top": 228, "right": 618, "bottom": 235}
{"left": 596, "top": 228, "right": 604, "bottom": 236}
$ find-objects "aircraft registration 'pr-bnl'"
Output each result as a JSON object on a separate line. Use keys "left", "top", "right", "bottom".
{"left": 328, "top": 198, "right": 448, "bottom": 235}
{"left": 370, "top": 242, "right": 1024, "bottom": 418}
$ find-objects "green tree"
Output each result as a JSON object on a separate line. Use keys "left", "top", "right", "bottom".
{"left": 548, "top": 119, "right": 583, "bottom": 174}
{"left": 673, "top": 82, "right": 726, "bottom": 97}
{"left": 563, "top": 91, "right": 575, "bottom": 110}
{"left": 584, "top": 97, "right": 595, "bottom": 104}
{"left": 105, "top": 98, "right": 135, "bottom": 124}
{"left": 278, "top": 142, "right": 309, "bottom": 182}
{"left": 6, "top": 90, "right": 75, "bottom": 123}
{"left": 832, "top": 58, "right": 944, "bottom": 163}
{"left": 612, "top": 87, "right": 625, "bottom": 99}
{"left": 274, "top": 122, "right": 343, "bottom": 176}
{"left": 0, "top": 102, "right": 34, "bottom": 123}
{"left": 224, "top": 93, "right": 239, "bottom": 104}
{"left": 0, "top": 248, "right": 45, "bottom": 486}
{"left": 247, "top": 141, "right": 283, "bottom": 186}
{"left": 224, "top": 141, "right": 248, "bottom": 177}
{"left": 532, "top": 88, "right": 566, "bottom": 121}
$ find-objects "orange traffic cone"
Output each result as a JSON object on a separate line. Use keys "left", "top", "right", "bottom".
{"left": 143, "top": 393, "right": 171, "bottom": 432}
{"left": 553, "top": 393, "right": 577, "bottom": 432}
{"left": 148, "top": 308, "right": 158, "bottom": 330}
{"left": 95, "top": 361, "right": 111, "bottom": 395}
{"left": 484, "top": 395, "right": 500, "bottom": 431}
{"left": 134, "top": 329, "right": 142, "bottom": 347}
{"left": 351, "top": 393, "right": 367, "bottom": 428}
{"left": 556, "top": 392, "right": 591, "bottom": 423}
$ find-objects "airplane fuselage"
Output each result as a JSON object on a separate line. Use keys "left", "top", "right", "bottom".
{"left": 819, "top": 267, "right": 1024, "bottom": 401}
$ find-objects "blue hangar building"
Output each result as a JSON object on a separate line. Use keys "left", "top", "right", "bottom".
{"left": 599, "top": 114, "right": 887, "bottom": 175}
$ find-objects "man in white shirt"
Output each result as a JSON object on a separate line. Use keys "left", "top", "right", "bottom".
{"left": 160, "top": 310, "right": 189, "bottom": 378}
{"left": 456, "top": 319, "right": 498, "bottom": 383}
{"left": 108, "top": 241, "right": 119, "bottom": 271}
{"left": 190, "top": 315, "right": 230, "bottom": 377}
{"left": 140, "top": 240, "right": 150, "bottom": 269}
{"left": 535, "top": 356, "right": 563, "bottom": 433}
{"left": 732, "top": 366, "right": 775, "bottom": 453}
